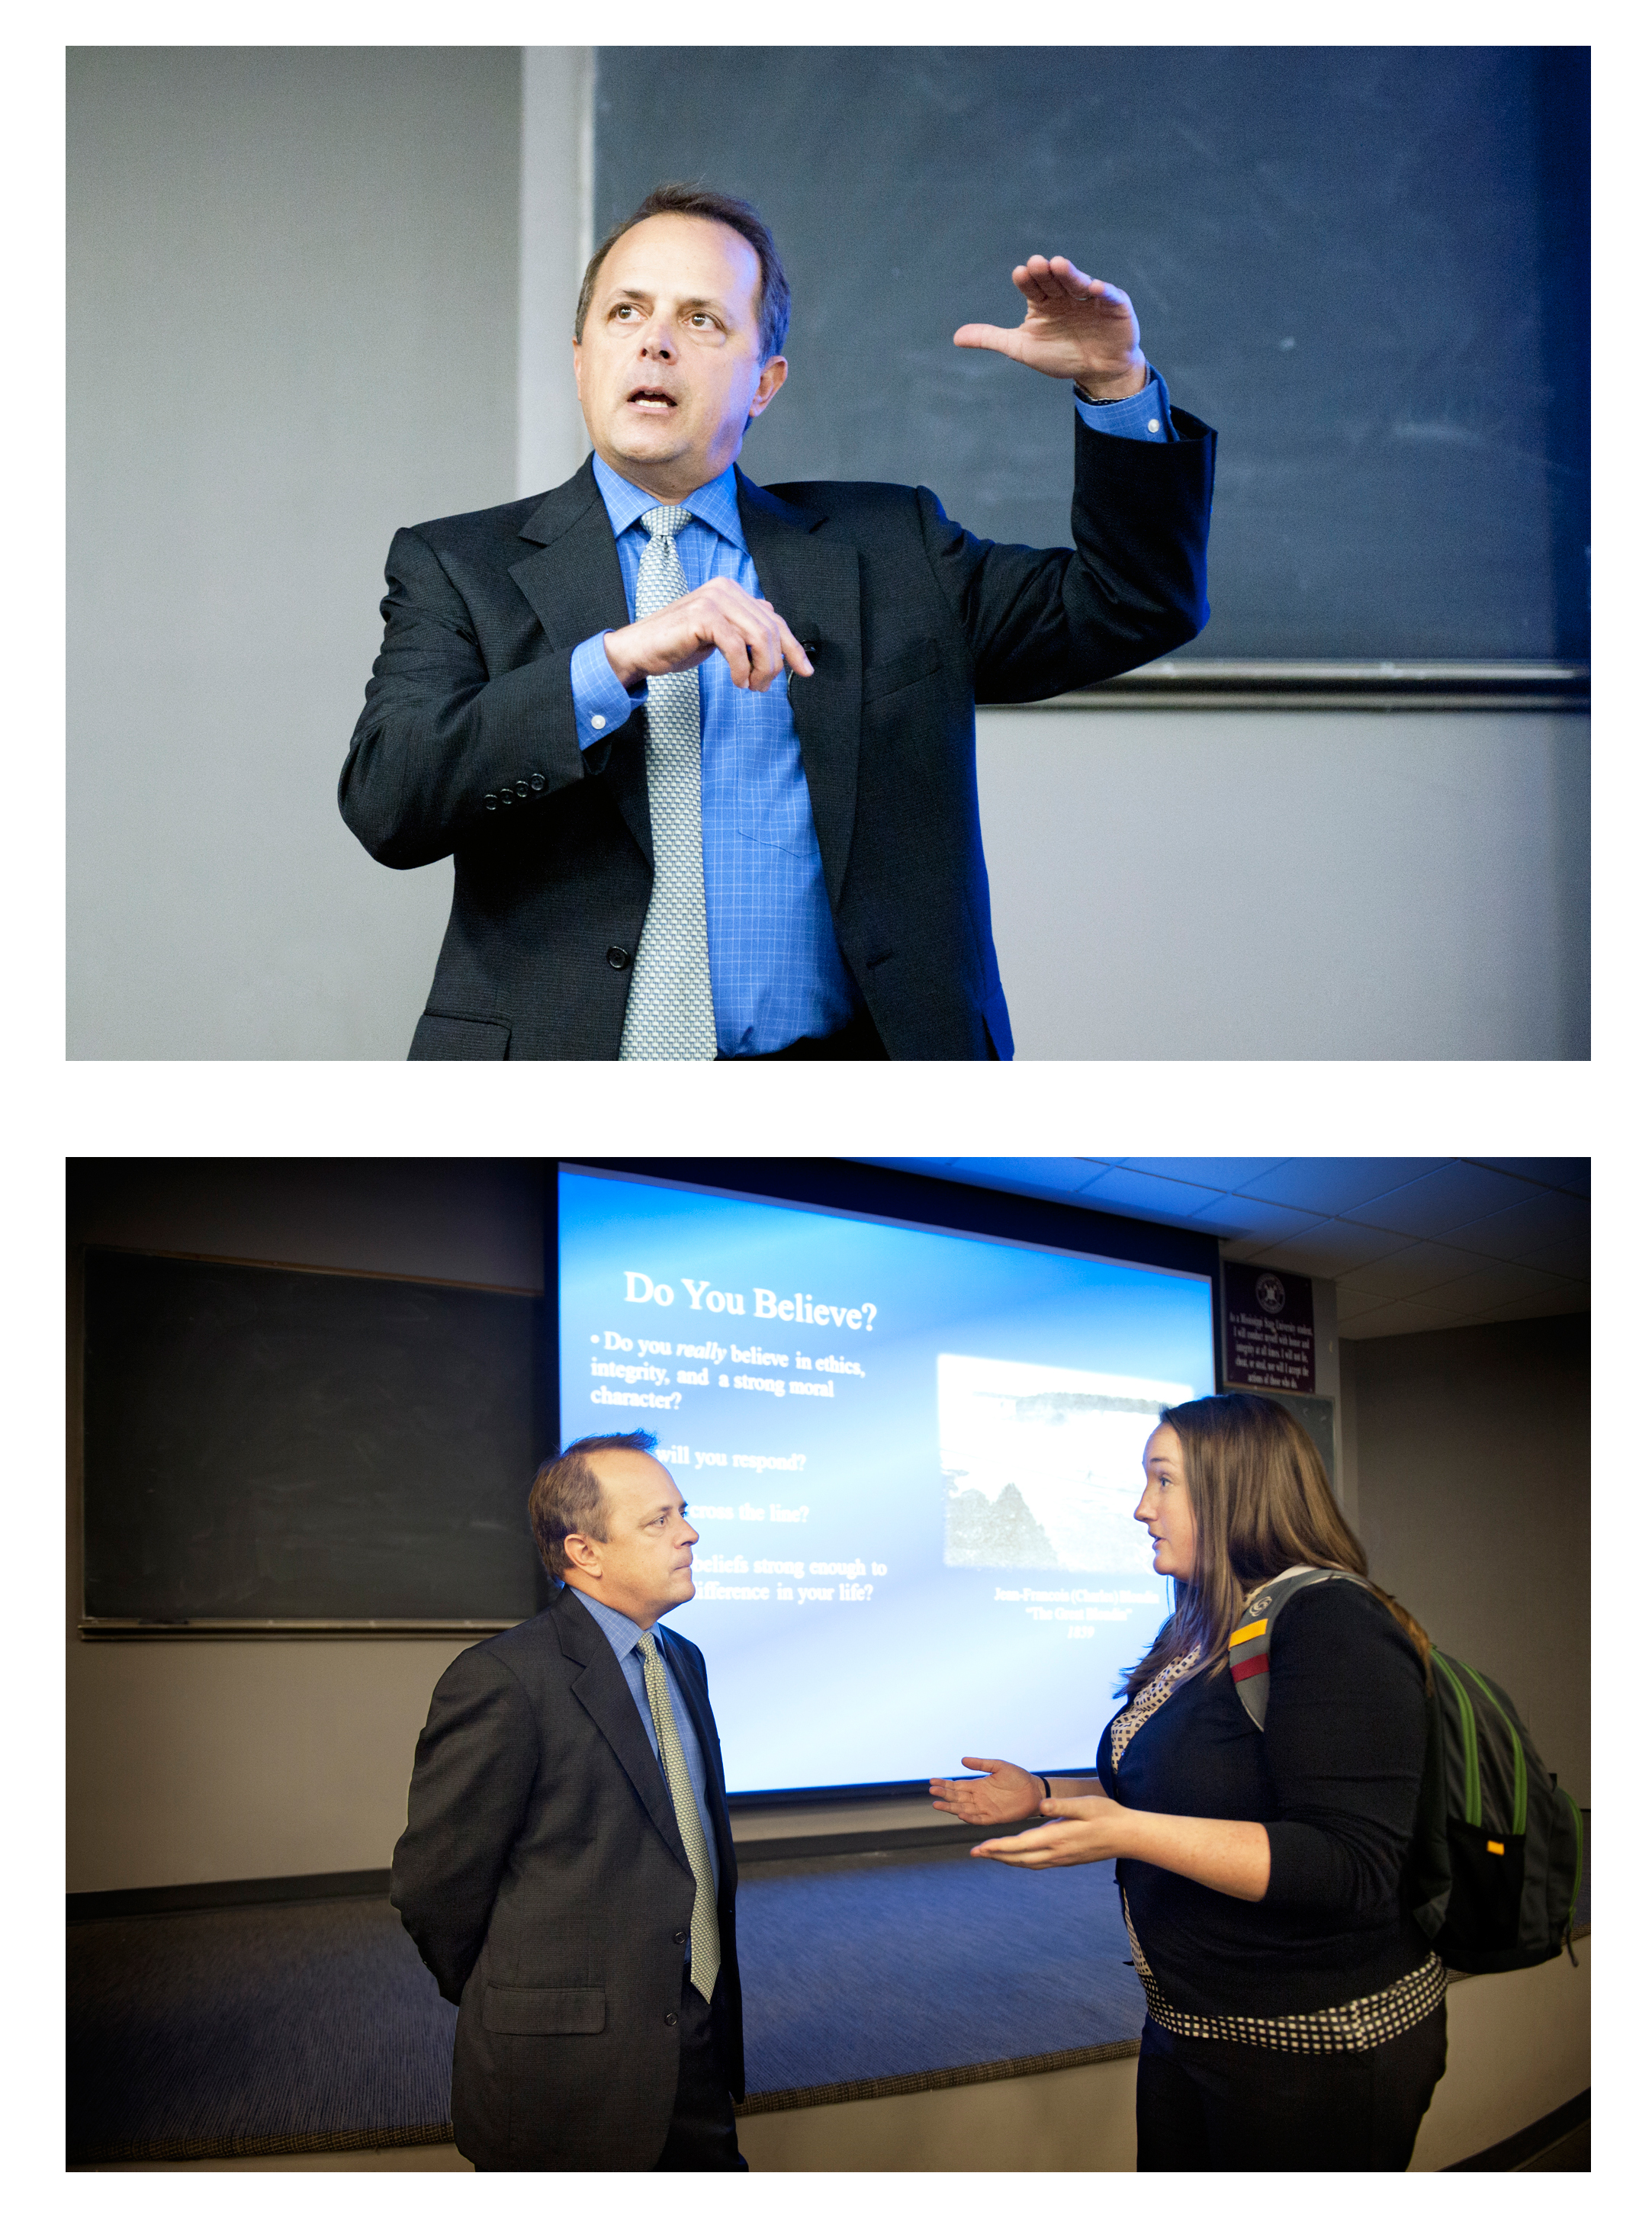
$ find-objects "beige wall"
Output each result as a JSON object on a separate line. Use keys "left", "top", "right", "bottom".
{"left": 1340, "top": 1312, "right": 1589, "bottom": 1805}
{"left": 66, "top": 1160, "right": 545, "bottom": 1893}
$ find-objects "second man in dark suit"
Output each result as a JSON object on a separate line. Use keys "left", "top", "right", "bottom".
{"left": 391, "top": 1429, "right": 744, "bottom": 2170}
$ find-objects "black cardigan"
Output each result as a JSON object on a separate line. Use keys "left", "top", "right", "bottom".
{"left": 1098, "top": 1579, "right": 1434, "bottom": 2018}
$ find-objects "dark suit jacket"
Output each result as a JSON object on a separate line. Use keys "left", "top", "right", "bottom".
{"left": 389, "top": 1588, "right": 741, "bottom": 2171}
{"left": 340, "top": 411, "right": 1215, "bottom": 1060}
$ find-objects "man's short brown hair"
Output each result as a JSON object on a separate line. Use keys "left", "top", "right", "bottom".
{"left": 528, "top": 1429, "right": 659, "bottom": 1580}
{"left": 574, "top": 182, "right": 791, "bottom": 361}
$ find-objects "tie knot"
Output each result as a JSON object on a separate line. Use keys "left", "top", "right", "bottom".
{"left": 641, "top": 503, "right": 693, "bottom": 540}
{"left": 637, "top": 1628, "right": 660, "bottom": 1660}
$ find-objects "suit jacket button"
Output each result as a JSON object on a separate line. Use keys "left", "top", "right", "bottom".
{"left": 606, "top": 947, "right": 632, "bottom": 969}
{"left": 664, "top": 2009, "right": 678, "bottom": 2026}
{"left": 514, "top": 779, "right": 530, "bottom": 799}
{"left": 673, "top": 1929, "right": 686, "bottom": 1945}
{"left": 497, "top": 787, "right": 513, "bottom": 807}
{"left": 528, "top": 772, "right": 547, "bottom": 792}
{"left": 483, "top": 792, "right": 497, "bottom": 809}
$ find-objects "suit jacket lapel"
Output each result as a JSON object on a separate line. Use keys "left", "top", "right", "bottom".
{"left": 509, "top": 459, "right": 653, "bottom": 868}
{"left": 552, "top": 1589, "right": 690, "bottom": 1876}
{"left": 737, "top": 471, "right": 863, "bottom": 910}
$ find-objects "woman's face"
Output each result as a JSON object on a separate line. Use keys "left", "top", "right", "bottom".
{"left": 1136, "top": 1424, "right": 1197, "bottom": 1581}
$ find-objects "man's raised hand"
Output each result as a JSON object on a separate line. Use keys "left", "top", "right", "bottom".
{"left": 605, "top": 579, "right": 815, "bottom": 695}
{"left": 953, "top": 255, "right": 1147, "bottom": 399}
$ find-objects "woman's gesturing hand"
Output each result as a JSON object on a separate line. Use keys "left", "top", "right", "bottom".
{"left": 928, "top": 1757, "right": 1045, "bottom": 1826}
{"left": 969, "top": 1794, "right": 1135, "bottom": 1870}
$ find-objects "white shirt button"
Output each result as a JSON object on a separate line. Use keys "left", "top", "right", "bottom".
{"left": 590, "top": 713, "right": 606, "bottom": 730}
{"left": 1147, "top": 417, "right": 1161, "bottom": 433}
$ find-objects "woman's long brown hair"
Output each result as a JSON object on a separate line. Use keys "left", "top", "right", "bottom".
{"left": 1120, "top": 1391, "right": 1431, "bottom": 1701}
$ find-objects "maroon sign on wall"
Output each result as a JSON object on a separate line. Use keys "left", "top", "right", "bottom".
{"left": 1223, "top": 1265, "right": 1316, "bottom": 1393}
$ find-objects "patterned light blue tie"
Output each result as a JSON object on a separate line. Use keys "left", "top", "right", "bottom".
{"left": 618, "top": 504, "right": 718, "bottom": 1061}
{"left": 636, "top": 1630, "right": 721, "bottom": 2000}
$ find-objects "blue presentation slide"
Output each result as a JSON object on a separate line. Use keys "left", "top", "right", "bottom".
{"left": 558, "top": 1167, "right": 1215, "bottom": 1793}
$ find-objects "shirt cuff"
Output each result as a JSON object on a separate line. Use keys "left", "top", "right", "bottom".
{"left": 1075, "top": 362, "right": 1173, "bottom": 442}
{"left": 570, "top": 632, "right": 646, "bottom": 747}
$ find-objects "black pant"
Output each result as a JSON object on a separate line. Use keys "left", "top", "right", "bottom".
{"left": 653, "top": 1969, "right": 747, "bottom": 2171}
{"left": 1136, "top": 2003, "right": 1448, "bottom": 2171}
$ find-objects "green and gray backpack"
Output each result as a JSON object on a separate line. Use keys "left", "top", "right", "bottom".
{"left": 1227, "top": 1567, "right": 1583, "bottom": 1974}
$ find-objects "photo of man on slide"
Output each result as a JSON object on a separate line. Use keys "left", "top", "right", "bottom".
{"left": 339, "top": 182, "right": 1216, "bottom": 1062}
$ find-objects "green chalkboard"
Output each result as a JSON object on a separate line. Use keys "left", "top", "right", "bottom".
{"left": 81, "top": 1249, "right": 548, "bottom": 1623}
{"left": 595, "top": 47, "right": 1589, "bottom": 661}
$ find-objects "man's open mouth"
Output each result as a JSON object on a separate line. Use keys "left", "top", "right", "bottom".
{"left": 628, "top": 387, "right": 677, "bottom": 410}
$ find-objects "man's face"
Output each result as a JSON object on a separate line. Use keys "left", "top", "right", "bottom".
{"left": 569, "top": 1448, "right": 699, "bottom": 1627}
{"left": 573, "top": 213, "right": 787, "bottom": 500}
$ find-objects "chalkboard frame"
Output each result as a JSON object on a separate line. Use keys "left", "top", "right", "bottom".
{"left": 77, "top": 1243, "right": 551, "bottom": 1639}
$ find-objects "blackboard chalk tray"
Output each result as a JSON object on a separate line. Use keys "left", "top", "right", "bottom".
{"left": 1005, "top": 662, "right": 1589, "bottom": 714}
{"left": 78, "top": 1618, "right": 522, "bottom": 1641}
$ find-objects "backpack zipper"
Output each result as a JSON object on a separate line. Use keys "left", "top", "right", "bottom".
{"left": 1462, "top": 1662, "right": 1527, "bottom": 1836}
{"left": 1433, "top": 1654, "right": 1481, "bottom": 1828}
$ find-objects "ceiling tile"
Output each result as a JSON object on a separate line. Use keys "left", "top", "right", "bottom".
{"left": 1469, "top": 1158, "right": 1591, "bottom": 1198}
{"left": 1437, "top": 1191, "right": 1591, "bottom": 1277}
{"left": 1238, "top": 1220, "right": 1412, "bottom": 1279}
{"left": 1345, "top": 1162, "right": 1544, "bottom": 1239}
{"left": 1334, "top": 1294, "right": 1471, "bottom": 1340}
{"left": 1413, "top": 1264, "right": 1577, "bottom": 1319}
{"left": 1114, "top": 1159, "right": 1289, "bottom": 1193}
{"left": 1212, "top": 1201, "right": 1331, "bottom": 1251}
{"left": 1327, "top": 1239, "right": 1504, "bottom": 1301}
{"left": 1075, "top": 1169, "right": 1227, "bottom": 1221}
{"left": 1242, "top": 1160, "right": 1453, "bottom": 1216}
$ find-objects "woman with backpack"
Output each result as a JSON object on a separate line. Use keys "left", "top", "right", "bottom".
{"left": 930, "top": 1389, "right": 1446, "bottom": 2171}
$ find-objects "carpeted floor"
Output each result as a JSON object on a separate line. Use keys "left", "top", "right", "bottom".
{"left": 67, "top": 1843, "right": 1141, "bottom": 2164}
{"left": 68, "top": 1821, "right": 1591, "bottom": 2165}
{"left": 738, "top": 1845, "right": 1143, "bottom": 2100}
{"left": 67, "top": 1894, "right": 458, "bottom": 2165}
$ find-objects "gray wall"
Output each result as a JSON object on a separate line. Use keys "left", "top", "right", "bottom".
{"left": 67, "top": 48, "right": 522, "bottom": 1059}
{"left": 1341, "top": 1312, "right": 1589, "bottom": 1804}
{"left": 66, "top": 47, "right": 1587, "bottom": 1059}
{"left": 978, "top": 706, "right": 1589, "bottom": 1059}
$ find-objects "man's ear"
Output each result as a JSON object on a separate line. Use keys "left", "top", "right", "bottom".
{"left": 747, "top": 355, "right": 788, "bottom": 422}
{"left": 562, "top": 1531, "right": 603, "bottom": 1580}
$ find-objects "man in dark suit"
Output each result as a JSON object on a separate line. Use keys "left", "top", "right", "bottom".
{"left": 340, "top": 182, "right": 1215, "bottom": 1060}
{"left": 390, "top": 1430, "right": 745, "bottom": 2171}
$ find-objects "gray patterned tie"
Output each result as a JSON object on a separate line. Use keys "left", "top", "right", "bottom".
{"left": 618, "top": 504, "right": 718, "bottom": 1061}
{"left": 636, "top": 1629, "right": 722, "bottom": 2001}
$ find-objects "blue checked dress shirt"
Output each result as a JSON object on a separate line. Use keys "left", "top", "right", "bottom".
{"left": 570, "top": 371, "right": 1176, "bottom": 1054}
{"left": 567, "top": 1584, "right": 722, "bottom": 1937}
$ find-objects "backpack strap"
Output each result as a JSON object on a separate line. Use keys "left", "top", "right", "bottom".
{"left": 1228, "top": 1567, "right": 1372, "bottom": 1728}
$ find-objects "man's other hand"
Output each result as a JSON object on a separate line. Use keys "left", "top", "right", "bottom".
{"left": 953, "top": 255, "right": 1148, "bottom": 399}
{"left": 605, "top": 580, "right": 815, "bottom": 694}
